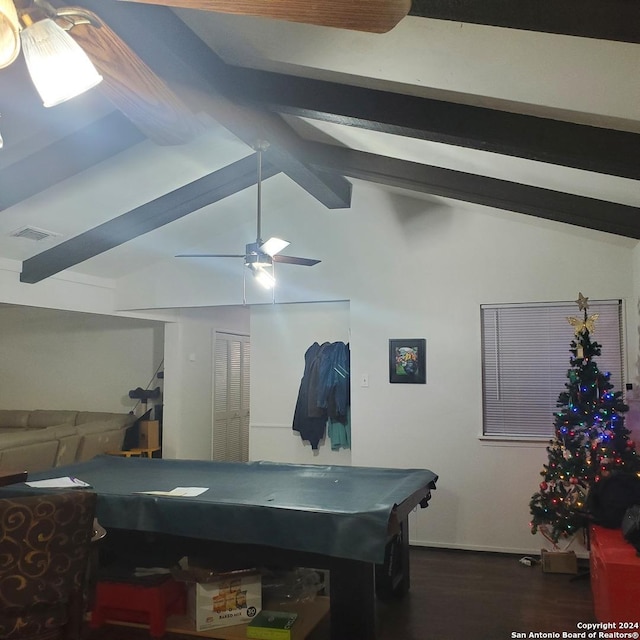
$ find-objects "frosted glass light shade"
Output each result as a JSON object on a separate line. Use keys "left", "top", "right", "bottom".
{"left": 20, "top": 18, "right": 102, "bottom": 107}
{"left": 254, "top": 268, "right": 276, "bottom": 289}
{"left": 249, "top": 264, "right": 276, "bottom": 289}
{"left": 0, "top": 0, "right": 20, "bottom": 69}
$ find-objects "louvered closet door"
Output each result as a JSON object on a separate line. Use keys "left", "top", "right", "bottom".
{"left": 212, "top": 332, "right": 250, "bottom": 462}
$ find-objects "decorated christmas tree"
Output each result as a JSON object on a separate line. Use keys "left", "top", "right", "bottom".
{"left": 529, "top": 293, "right": 640, "bottom": 543}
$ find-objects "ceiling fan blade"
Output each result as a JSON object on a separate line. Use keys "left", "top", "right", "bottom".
{"left": 273, "top": 255, "right": 321, "bottom": 266}
{"left": 59, "top": 7, "right": 205, "bottom": 145}
{"left": 117, "top": 0, "right": 411, "bottom": 33}
{"left": 176, "top": 253, "right": 245, "bottom": 258}
{"left": 260, "top": 237, "right": 290, "bottom": 256}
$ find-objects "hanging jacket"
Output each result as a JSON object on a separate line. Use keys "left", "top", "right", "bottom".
{"left": 292, "top": 341, "right": 351, "bottom": 450}
{"left": 292, "top": 342, "right": 328, "bottom": 450}
{"left": 317, "top": 342, "right": 350, "bottom": 424}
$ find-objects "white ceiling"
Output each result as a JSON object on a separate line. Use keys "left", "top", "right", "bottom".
{"left": 0, "top": 9, "right": 638, "bottom": 284}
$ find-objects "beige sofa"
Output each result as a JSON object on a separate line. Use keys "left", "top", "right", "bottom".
{"left": 0, "top": 410, "right": 136, "bottom": 473}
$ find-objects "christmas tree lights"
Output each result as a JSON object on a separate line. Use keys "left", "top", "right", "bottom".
{"left": 529, "top": 293, "right": 640, "bottom": 543}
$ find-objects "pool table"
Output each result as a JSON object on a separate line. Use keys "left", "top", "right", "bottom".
{"left": 6, "top": 455, "right": 437, "bottom": 639}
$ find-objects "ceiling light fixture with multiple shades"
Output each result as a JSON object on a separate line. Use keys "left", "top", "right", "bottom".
{"left": 0, "top": 0, "right": 406, "bottom": 148}
{"left": 176, "top": 140, "right": 321, "bottom": 301}
{"left": 0, "top": 0, "right": 102, "bottom": 109}
{"left": 0, "top": 0, "right": 20, "bottom": 69}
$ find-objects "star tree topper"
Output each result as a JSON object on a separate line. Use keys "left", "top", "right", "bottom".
{"left": 575, "top": 292, "right": 589, "bottom": 311}
{"left": 567, "top": 292, "right": 599, "bottom": 335}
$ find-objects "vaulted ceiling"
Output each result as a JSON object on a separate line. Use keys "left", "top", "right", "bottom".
{"left": 0, "top": 0, "right": 638, "bottom": 285}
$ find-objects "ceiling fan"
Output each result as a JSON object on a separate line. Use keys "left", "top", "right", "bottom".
{"left": 176, "top": 141, "right": 320, "bottom": 289}
{"left": 0, "top": 0, "right": 204, "bottom": 144}
{"left": 0, "top": 0, "right": 408, "bottom": 148}
{"left": 0, "top": 0, "right": 408, "bottom": 147}
{"left": 118, "top": 0, "right": 412, "bottom": 34}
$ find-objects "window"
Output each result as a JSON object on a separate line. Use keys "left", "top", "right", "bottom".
{"left": 481, "top": 299, "right": 624, "bottom": 439}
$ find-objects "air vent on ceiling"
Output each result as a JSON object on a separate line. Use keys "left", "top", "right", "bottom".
{"left": 9, "top": 226, "right": 61, "bottom": 241}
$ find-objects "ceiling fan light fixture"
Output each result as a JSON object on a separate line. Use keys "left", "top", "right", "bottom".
{"left": 249, "top": 263, "right": 276, "bottom": 290}
{"left": 20, "top": 17, "right": 103, "bottom": 107}
{"left": 0, "top": 0, "right": 20, "bottom": 69}
{"left": 244, "top": 245, "right": 273, "bottom": 268}
{"left": 260, "top": 237, "right": 289, "bottom": 257}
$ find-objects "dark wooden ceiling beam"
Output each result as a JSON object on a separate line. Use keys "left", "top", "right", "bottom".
{"left": 303, "top": 141, "right": 640, "bottom": 239}
{"left": 229, "top": 68, "right": 640, "bottom": 181}
{"left": 20, "top": 154, "right": 278, "bottom": 284}
{"left": 21, "top": 138, "right": 640, "bottom": 285}
{"left": 410, "top": 0, "right": 640, "bottom": 44}
{"left": 73, "top": 0, "right": 351, "bottom": 210}
{"left": 0, "top": 112, "right": 145, "bottom": 212}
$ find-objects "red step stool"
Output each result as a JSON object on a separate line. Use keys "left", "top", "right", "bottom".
{"left": 590, "top": 524, "right": 640, "bottom": 622}
{"left": 90, "top": 576, "right": 186, "bottom": 638}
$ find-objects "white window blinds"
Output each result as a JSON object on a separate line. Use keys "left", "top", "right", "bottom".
{"left": 481, "top": 300, "right": 624, "bottom": 439}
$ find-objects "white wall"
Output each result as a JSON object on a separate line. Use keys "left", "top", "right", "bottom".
{"left": 0, "top": 11, "right": 635, "bottom": 558}
{"left": 183, "top": 14, "right": 640, "bottom": 128}
{"left": 162, "top": 305, "right": 250, "bottom": 460}
{"left": 114, "top": 171, "right": 353, "bottom": 311}
{"left": 0, "top": 306, "right": 164, "bottom": 412}
{"left": 0, "top": 258, "right": 119, "bottom": 314}
{"left": 246, "top": 180, "right": 636, "bottom": 555}
{"left": 249, "top": 301, "right": 351, "bottom": 465}
{"left": 2, "top": 178, "right": 636, "bottom": 557}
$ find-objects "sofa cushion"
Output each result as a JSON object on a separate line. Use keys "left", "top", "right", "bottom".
{"left": 74, "top": 420, "right": 131, "bottom": 462}
{"left": 76, "top": 429, "right": 126, "bottom": 462}
{"left": 46, "top": 424, "right": 79, "bottom": 438}
{"left": 0, "top": 410, "right": 30, "bottom": 428}
{"left": 76, "top": 420, "right": 126, "bottom": 435}
{"left": 0, "top": 428, "right": 58, "bottom": 447}
{"left": 0, "top": 440, "right": 59, "bottom": 473}
{"left": 76, "top": 412, "right": 134, "bottom": 428}
{"left": 0, "top": 428, "right": 40, "bottom": 435}
{"left": 0, "top": 410, "right": 137, "bottom": 471}
{"left": 55, "top": 434, "right": 82, "bottom": 467}
{"left": 28, "top": 410, "right": 78, "bottom": 428}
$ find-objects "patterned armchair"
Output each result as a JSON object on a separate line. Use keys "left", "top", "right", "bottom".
{"left": 0, "top": 491, "right": 97, "bottom": 640}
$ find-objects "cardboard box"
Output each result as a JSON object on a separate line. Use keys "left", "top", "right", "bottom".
{"left": 139, "top": 420, "right": 160, "bottom": 449}
{"left": 186, "top": 569, "right": 262, "bottom": 632}
{"left": 540, "top": 549, "right": 578, "bottom": 574}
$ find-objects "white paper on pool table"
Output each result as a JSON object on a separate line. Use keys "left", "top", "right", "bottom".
{"left": 26, "top": 476, "right": 91, "bottom": 488}
{"left": 135, "top": 487, "right": 209, "bottom": 497}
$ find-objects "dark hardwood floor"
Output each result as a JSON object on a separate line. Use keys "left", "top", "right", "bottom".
{"left": 373, "top": 547, "right": 594, "bottom": 640}
{"left": 85, "top": 547, "right": 596, "bottom": 640}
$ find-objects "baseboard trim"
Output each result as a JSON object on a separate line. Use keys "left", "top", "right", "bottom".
{"left": 409, "top": 539, "right": 589, "bottom": 559}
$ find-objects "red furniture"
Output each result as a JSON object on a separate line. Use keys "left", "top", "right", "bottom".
{"left": 590, "top": 524, "right": 640, "bottom": 622}
{"left": 90, "top": 576, "right": 186, "bottom": 638}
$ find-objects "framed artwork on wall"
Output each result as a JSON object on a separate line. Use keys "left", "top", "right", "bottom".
{"left": 389, "top": 338, "right": 426, "bottom": 384}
